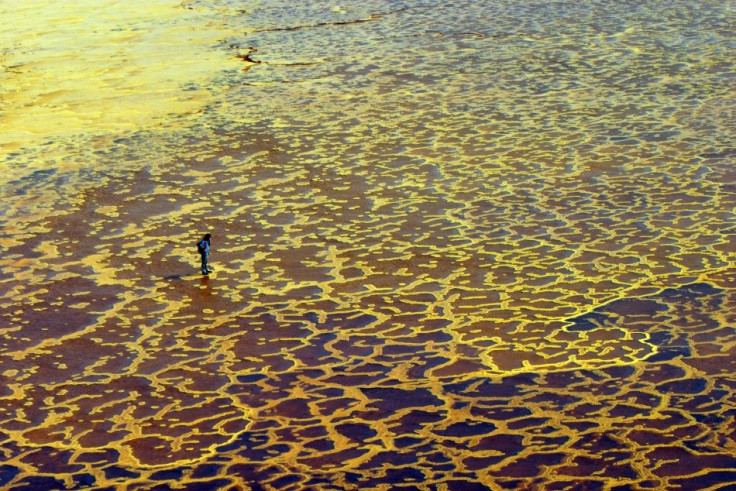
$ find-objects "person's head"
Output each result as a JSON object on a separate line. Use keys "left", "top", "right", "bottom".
{"left": 204, "top": 233, "right": 211, "bottom": 241}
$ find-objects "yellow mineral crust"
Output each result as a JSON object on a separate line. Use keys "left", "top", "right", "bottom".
{"left": 1, "top": 0, "right": 735, "bottom": 489}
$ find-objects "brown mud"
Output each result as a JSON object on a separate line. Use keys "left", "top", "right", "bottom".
{"left": 1, "top": 124, "right": 734, "bottom": 488}
{"left": 1, "top": 0, "right": 735, "bottom": 488}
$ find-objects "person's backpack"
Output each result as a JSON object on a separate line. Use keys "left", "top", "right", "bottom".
{"left": 197, "top": 240, "right": 207, "bottom": 254}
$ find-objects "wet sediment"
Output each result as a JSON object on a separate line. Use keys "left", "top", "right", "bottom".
{"left": 1, "top": 125, "right": 734, "bottom": 487}
{"left": 1, "top": 0, "right": 735, "bottom": 488}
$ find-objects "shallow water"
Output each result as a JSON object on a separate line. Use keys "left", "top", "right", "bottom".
{"left": 1, "top": 0, "right": 735, "bottom": 488}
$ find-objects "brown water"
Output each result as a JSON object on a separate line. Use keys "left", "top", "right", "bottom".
{"left": 1, "top": 0, "right": 735, "bottom": 488}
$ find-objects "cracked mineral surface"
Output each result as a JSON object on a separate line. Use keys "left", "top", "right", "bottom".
{"left": 1, "top": 0, "right": 734, "bottom": 489}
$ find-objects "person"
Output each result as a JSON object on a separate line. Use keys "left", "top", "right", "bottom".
{"left": 197, "top": 233, "right": 212, "bottom": 275}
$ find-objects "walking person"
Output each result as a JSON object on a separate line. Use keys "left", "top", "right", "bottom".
{"left": 197, "top": 233, "right": 212, "bottom": 275}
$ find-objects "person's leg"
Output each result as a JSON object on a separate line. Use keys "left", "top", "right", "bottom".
{"left": 201, "top": 253, "right": 208, "bottom": 274}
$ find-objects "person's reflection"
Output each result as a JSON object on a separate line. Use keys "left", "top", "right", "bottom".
{"left": 198, "top": 274, "right": 212, "bottom": 299}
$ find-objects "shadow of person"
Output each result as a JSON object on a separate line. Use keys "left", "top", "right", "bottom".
{"left": 163, "top": 272, "right": 206, "bottom": 281}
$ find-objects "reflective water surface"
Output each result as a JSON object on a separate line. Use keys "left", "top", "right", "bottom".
{"left": 1, "top": 0, "right": 734, "bottom": 488}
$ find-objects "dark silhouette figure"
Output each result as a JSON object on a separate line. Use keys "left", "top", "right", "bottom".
{"left": 197, "top": 233, "right": 212, "bottom": 275}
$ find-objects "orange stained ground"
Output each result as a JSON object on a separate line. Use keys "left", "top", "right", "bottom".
{"left": 1, "top": 0, "right": 735, "bottom": 489}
